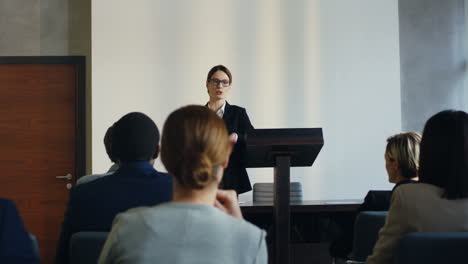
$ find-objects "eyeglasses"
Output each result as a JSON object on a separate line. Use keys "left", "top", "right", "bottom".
{"left": 209, "top": 79, "right": 230, "bottom": 87}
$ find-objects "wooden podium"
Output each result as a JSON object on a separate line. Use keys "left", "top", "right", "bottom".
{"left": 245, "top": 128, "right": 324, "bottom": 264}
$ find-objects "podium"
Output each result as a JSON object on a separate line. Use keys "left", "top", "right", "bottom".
{"left": 245, "top": 128, "right": 323, "bottom": 264}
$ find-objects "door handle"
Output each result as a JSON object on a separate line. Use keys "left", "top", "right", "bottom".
{"left": 56, "top": 173, "right": 72, "bottom": 180}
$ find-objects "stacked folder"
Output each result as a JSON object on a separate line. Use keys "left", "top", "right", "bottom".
{"left": 253, "top": 182, "right": 303, "bottom": 202}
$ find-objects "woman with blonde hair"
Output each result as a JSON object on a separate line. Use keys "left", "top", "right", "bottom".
{"left": 330, "top": 132, "right": 421, "bottom": 260}
{"left": 99, "top": 106, "right": 267, "bottom": 264}
{"left": 367, "top": 110, "right": 468, "bottom": 264}
{"left": 383, "top": 132, "right": 421, "bottom": 186}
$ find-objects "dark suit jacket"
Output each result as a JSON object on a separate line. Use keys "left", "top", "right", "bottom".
{"left": 222, "top": 102, "right": 254, "bottom": 194}
{"left": 359, "top": 180, "right": 418, "bottom": 212}
{"left": 0, "top": 198, "right": 38, "bottom": 264}
{"left": 55, "top": 162, "right": 172, "bottom": 264}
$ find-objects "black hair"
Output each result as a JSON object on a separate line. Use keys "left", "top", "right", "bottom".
{"left": 419, "top": 110, "right": 468, "bottom": 199}
{"left": 104, "top": 126, "right": 116, "bottom": 162}
{"left": 111, "top": 112, "right": 160, "bottom": 163}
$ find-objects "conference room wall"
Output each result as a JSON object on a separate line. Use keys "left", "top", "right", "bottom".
{"left": 92, "top": 0, "right": 401, "bottom": 200}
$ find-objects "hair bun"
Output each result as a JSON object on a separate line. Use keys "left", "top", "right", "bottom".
{"left": 181, "top": 151, "right": 213, "bottom": 189}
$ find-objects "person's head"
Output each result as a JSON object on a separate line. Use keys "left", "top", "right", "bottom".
{"left": 104, "top": 126, "right": 117, "bottom": 163}
{"left": 419, "top": 110, "right": 468, "bottom": 199}
{"left": 161, "top": 105, "right": 232, "bottom": 191}
{"left": 384, "top": 132, "right": 422, "bottom": 183}
{"left": 111, "top": 112, "right": 160, "bottom": 164}
{"left": 206, "top": 65, "right": 232, "bottom": 101}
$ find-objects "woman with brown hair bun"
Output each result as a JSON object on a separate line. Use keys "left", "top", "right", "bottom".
{"left": 205, "top": 65, "right": 254, "bottom": 194}
{"left": 99, "top": 106, "right": 267, "bottom": 264}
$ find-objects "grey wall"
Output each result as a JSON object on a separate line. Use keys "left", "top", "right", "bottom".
{"left": 0, "top": 0, "right": 92, "bottom": 174}
{"left": 0, "top": 1, "right": 40, "bottom": 55}
{"left": 399, "top": 0, "right": 467, "bottom": 132}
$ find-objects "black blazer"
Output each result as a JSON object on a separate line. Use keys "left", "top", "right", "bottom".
{"left": 55, "top": 162, "right": 172, "bottom": 264}
{"left": 359, "top": 180, "right": 418, "bottom": 212}
{"left": 221, "top": 102, "right": 254, "bottom": 194}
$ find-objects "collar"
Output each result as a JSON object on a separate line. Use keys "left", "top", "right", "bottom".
{"left": 207, "top": 101, "right": 226, "bottom": 118}
{"left": 117, "top": 161, "right": 155, "bottom": 171}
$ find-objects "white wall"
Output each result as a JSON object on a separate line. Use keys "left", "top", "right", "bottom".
{"left": 92, "top": 0, "right": 401, "bottom": 201}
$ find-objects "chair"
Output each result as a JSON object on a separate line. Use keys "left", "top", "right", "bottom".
{"left": 397, "top": 232, "right": 468, "bottom": 264}
{"left": 69, "top": 232, "right": 109, "bottom": 264}
{"left": 347, "top": 211, "right": 387, "bottom": 263}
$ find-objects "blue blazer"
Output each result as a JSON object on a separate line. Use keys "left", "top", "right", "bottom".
{"left": 0, "top": 198, "right": 38, "bottom": 264}
{"left": 55, "top": 162, "right": 172, "bottom": 264}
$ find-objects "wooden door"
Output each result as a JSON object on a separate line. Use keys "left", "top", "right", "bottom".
{"left": 0, "top": 57, "right": 85, "bottom": 263}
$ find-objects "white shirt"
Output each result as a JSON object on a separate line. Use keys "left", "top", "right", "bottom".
{"left": 207, "top": 101, "right": 226, "bottom": 118}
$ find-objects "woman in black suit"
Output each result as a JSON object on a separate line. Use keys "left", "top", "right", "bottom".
{"left": 205, "top": 65, "right": 254, "bottom": 194}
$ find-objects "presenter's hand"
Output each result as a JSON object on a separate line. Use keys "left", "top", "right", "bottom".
{"left": 229, "top": 133, "right": 238, "bottom": 144}
{"left": 215, "top": 189, "right": 243, "bottom": 219}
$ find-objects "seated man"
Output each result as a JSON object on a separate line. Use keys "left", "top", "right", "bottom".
{"left": 76, "top": 126, "right": 119, "bottom": 185}
{"left": 55, "top": 112, "right": 172, "bottom": 264}
{"left": 0, "top": 198, "right": 38, "bottom": 264}
{"left": 330, "top": 132, "right": 421, "bottom": 260}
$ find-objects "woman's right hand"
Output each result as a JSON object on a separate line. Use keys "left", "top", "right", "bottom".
{"left": 229, "top": 133, "right": 238, "bottom": 144}
{"left": 214, "top": 189, "right": 243, "bottom": 219}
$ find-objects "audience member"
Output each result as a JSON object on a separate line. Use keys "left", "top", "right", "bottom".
{"left": 99, "top": 105, "right": 267, "bottom": 264}
{"left": 0, "top": 198, "right": 39, "bottom": 264}
{"left": 330, "top": 132, "right": 421, "bottom": 259}
{"left": 76, "top": 126, "right": 119, "bottom": 185}
{"left": 367, "top": 110, "right": 468, "bottom": 264}
{"left": 55, "top": 112, "right": 172, "bottom": 264}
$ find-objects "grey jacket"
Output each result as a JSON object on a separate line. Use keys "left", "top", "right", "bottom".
{"left": 99, "top": 202, "right": 267, "bottom": 264}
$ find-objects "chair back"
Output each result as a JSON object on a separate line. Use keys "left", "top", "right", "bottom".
{"left": 349, "top": 211, "right": 387, "bottom": 262}
{"left": 398, "top": 232, "right": 468, "bottom": 264}
{"left": 70, "top": 232, "right": 108, "bottom": 264}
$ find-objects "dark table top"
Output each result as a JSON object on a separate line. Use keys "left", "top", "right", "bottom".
{"left": 240, "top": 199, "right": 363, "bottom": 214}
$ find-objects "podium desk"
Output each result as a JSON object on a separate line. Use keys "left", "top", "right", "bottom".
{"left": 241, "top": 200, "right": 363, "bottom": 264}
{"left": 241, "top": 199, "right": 362, "bottom": 214}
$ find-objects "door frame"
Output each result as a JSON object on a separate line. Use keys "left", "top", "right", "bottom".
{"left": 0, "top": 56, "right": 86, "bottom": 179}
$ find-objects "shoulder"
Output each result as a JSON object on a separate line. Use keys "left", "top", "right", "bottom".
{"left": 76, "top": 172, "right": 112, "bottom": 185}
{"left": 215, "top": 209, "right": 265, "bottom": 242}
{"left": 0, "top": 198, "right": 13, "bottom": 207}
{"left": 0, "top": 198, "right": 17, "bottom": 213}
{"left": 151, "top": 170, "right": 173, "bottom": 186}
{"left": 394, "top": 182, "right": 440, "bottom": 197}
{"left": 226, "top": 103, "right": 247, "bottom": 114}
{"left": 154, "top": 170, "right": 172, "bottom": 179}
{"left": 226, "top": 216, "right": 266, "bottom": 256}
{"left": 70, "top": 175, "right": 112, "bottom": 200}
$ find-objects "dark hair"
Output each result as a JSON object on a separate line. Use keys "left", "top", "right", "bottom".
{"left": 112, "top": 112, "right": 160, "bottom": 163}
{"left": 206, "top": 65, "right": 232, "bottom": 84}
{"left": 104, "top": 126, "right": 116, "bottom": 162}
{"left": 161, "top": 105, "right": 231, "bottom": 189}
{"left": 419, "top": 110, "right": 468, "bottom": 199}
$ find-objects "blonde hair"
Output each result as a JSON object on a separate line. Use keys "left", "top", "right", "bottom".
{"left": 161, "top": 105, "right": 231, "bottom": 189}
{"left": 385, "top": 132, "right": 422, "bottom": 179}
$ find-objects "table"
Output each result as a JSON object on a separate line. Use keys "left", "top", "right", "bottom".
{"left": 240, "top": 200, "right": 363, "bottom": 264}
{"left": 241, "top": 199, "right": 362, "bottom": 213}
